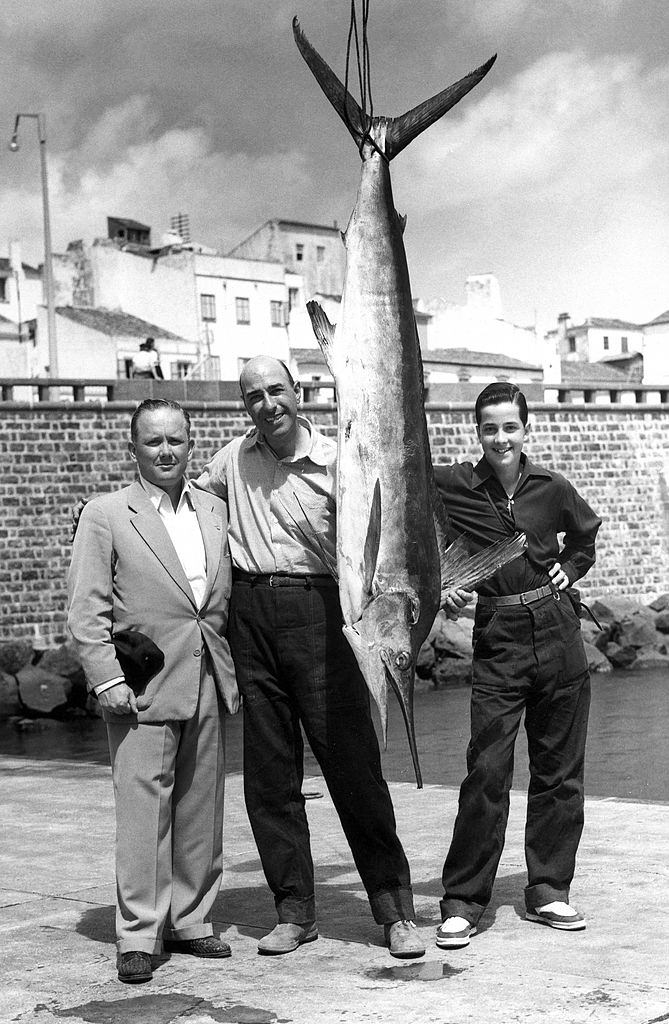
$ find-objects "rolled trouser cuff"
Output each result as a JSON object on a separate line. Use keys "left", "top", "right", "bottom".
{"left": 275, "top": 894, "right": 316, "bottom": 925}
{"left": 525, "top": 884, "right": 569, "bottom": 912}
{"left": 369, "top": 887, "right": 415, "bottom": 925}
{"left": 439, "top": 897, "right": 485, "bottom": 927}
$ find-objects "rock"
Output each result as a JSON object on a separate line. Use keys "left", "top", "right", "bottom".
{"left": 428, "top": 612, "right": 473, "bottom": 660}
{"left": 416, "top": 641, "right": 436, "bottom": 679}
{"left": 16, "top": 664, "right": 71, "bottom": 714}
{"left": 0, "top": 640, "right": 33, "bottom": 675}
{"left": 580, "top": 621, "right": 603, "bottom": 647}
{"left": 590, "top": 596, "right": 643, "bottom": 623}
{"left": 632, "top": 647, "right": 669, "bottom": 670}
{"left": 615, "top": 608, "right": 662, "bottom": 649}
{"left": 0, "top": 671, "right": 21, "bottom": 718}
{"left": 583, "top": 641, "right": 612, "bottom": 673}
{"left": 432, "top": 658, "right": 472, "bottom": 688}
{"left": 604, "top": 643, "right": 637, "bottom": 669}
{"left": 37, "top": 643, "right": 83, "bottom": 680}
{"left": 654, "top": 610, "right": 669, "bottom": 635}
{"left": 648, "top": 593, "right": 669, "bottom": 613}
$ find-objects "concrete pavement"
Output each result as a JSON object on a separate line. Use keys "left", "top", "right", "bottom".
{"left": 2, "top": 751, "right": 669, "bottom": 1024}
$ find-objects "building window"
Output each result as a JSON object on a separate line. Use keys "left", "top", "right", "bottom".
{"left": 171, "top": 361, "right": 193, "bottom": 379}
{"left": 295, "top": 243, "right": 304, "bottom": 263}
{"left": 568, "top": 336, "right": 576, "bottom": 353}
{"left": 200, "top": 293, "right": 216, "bottom": 321}
{"left": 0, "top": 277, "right": 6, "bottom": 301}
{"left": 603, "top": 335, "right": 609, "bottom": 350}
{"left": 621, "top": 336, "right": 628, "bottom": 353}
{"left": 316, "top": 245, "right": 325, "bottom": 263}
{"left": 270, "top": 300, "right": 285, "bottom": 327}
{"left": 235, "top": 297, "right": 250, "bottom": 324}
{"left": 288, "top": 287, "right": 300, "bottom": 309}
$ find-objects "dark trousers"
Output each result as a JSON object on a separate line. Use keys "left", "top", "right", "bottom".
{"left": 228, "top": 577, "right": 415, "bottom": 926}
{"left": 441, "top": 592, "right": 591, "bottom": 925}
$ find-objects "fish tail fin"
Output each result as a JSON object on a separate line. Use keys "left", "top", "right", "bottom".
{"left": 293, "top": 17, "right": 495, "bottom": 162}
{"left": 293, "top": 17, "right": 366, "bottom": 146}
{"left": 385, "top": 55, "right": 497, "bottom": 160}
{"left": 306, "top": 300, "right": 336, "bottom": 378}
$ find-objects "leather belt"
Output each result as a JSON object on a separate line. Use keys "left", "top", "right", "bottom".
{"left": 232, "top": 569, "right": 336, "bottom": 589}
{"left": 477, "top": 584, "right": 556, "bottom": 608}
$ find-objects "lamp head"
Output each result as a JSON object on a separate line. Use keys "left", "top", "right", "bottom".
{"left": 8, "top": 135, "right": 19, "bottom": 152}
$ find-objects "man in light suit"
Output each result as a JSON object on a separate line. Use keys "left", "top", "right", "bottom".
{"left": 68, "top": 398, "right": 238, "bottom": 984}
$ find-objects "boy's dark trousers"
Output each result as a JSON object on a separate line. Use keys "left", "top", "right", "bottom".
{"left": 440, "top": 592, "right": 591, "bottom": 924}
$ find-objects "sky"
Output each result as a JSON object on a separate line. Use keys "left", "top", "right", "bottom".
{"left": 0, "top": 0, "right": 667, "bottom": 330}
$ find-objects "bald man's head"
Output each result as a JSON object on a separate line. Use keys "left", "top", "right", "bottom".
{"left": 239, "top": 356, "right": 301, "bottom": 457}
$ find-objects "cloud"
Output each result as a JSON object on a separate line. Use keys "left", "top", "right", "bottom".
{"left": 0, "top": 94, "right": 313, "bottom": 261}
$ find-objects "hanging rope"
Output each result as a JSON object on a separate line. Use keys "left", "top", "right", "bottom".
{"left": 344, "top": 0, "right": 387, "bottom": 161}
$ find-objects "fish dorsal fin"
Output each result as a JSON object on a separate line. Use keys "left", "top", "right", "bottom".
{"left": 293, "top": 17, "right": 366, "bottom": 146}
{"left": 385, "top": 54, "right": 497, "bottom": 160}
{"left": 306, "top": 300, "right": 336, "bottom": 379}
{"left": 362, "top": 479, "right": 382, "bottom": 599}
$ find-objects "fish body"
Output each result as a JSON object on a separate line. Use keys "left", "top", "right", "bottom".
{"left": 294, "top": 18, "right": 499, "bottom": 786}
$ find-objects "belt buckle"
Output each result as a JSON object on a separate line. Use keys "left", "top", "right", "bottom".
{"left": 268, "top": 574, "right": 276, "bottom": 587}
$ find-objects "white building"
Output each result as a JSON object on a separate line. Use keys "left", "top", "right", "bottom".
{"left": 420, "top": 275, "right": 539, "bottom": 365}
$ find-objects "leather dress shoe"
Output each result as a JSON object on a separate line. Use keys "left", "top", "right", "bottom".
{"left": 163, "top": 935, "right": 232, "bottom": 958}
{"left": 117, "top": 950, "right": 153, "bottom": 983}
{"left": 257, "top": 922, "right": 318, "bottom": 955}
{"left": 384, "top": 920, "right": 426, "bottom": 959}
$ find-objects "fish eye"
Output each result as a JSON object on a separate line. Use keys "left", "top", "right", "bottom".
{"left": 395, "top": 651, "right": 411, "bottom": 670}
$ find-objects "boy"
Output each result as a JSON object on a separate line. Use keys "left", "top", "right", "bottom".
{"left": 434, "top": 382, "right": 601, "bottom": 949}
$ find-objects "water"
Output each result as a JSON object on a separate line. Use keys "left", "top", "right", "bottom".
{"left": 1, "top": 669, "right": 667, "bottom": 803}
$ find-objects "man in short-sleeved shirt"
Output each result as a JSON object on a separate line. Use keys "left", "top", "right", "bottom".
{"left": 197, "top": 355, "right": 425, "bottom": 960}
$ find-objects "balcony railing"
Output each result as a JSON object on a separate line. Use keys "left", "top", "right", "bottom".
{"left": 0, "top": 378, "right": 667, "bottom": 406}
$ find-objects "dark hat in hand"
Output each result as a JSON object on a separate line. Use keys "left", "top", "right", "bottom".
{"left": 112, "top": 630, "right": 164, "bottom": 695}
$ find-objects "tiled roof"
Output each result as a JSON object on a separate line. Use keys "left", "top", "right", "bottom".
{"left": 56, "top": 307, "right": 185, "bottom": 340}
{"left": 291, "top": 346, "right": 541, "bottom": 371}
{"left": 572, "top": 317, "right": 641, "bottom": 332}
{"left": 424, "top": 348, "right": 541, "bottom": 370}
{"left": 645, "top": 309, "right": 669, "bottom": 326}
{"left": 560, "top": 360, "right": 630, "bottom": 384}
{"left": 109, "top": 217, "right": 150, "bottom": 231}
{"left": 0, "top": 258, "right": 41, "bottom": 278}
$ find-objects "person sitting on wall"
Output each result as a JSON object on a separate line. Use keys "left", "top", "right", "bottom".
{"left": 132, "top": 337, "right": 164, "bottom": 380}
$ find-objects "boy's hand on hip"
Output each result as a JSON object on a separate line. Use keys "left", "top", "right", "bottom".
{"left": 549, "top": 562, "right": 569, "bottom": 591}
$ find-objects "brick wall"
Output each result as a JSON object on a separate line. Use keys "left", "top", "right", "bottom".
{"left": 1, "top": 402, "right": 667, "bottom": 646}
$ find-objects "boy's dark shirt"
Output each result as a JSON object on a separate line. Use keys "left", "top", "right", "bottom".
{"left": 434, "top": 455, "right": 602, "bottom": 598}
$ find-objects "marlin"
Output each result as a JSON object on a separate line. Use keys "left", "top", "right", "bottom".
{"left": 293, "top": 18, "right": 524, "bottom": 786}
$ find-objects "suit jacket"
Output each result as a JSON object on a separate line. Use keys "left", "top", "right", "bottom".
{"left": 68, "top": 480, "right": 239, "bottom": 723}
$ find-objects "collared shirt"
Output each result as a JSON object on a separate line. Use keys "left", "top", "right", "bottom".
{"left": 434, "top": 455, "right": 602, "bottom": 597}
{"left": 94, "top": 474, "right": 207, "bottom": 696}
{"left": 196, "top": 416, "right": 336, "bottom": 574}
{"left": 140, "top": 475, "right": 207, "bottom": 606}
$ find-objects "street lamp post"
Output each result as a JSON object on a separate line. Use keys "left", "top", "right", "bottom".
{"left": 9, "top": 113, "right": 58, "bottom": 378}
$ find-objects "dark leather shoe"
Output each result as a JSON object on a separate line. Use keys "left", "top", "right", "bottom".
{"left": 117, "top": 951, "right": 153, "bottom": 983}
{"left": 163, "top": 935, "right": 232, "bottom": 958}
{"left": 257, "top": 922, "right": 318, "bottom": 955}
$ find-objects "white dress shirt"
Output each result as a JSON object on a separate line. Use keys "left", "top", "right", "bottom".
{"left": 94, "top": 475, "right": 207, "bottom": 696}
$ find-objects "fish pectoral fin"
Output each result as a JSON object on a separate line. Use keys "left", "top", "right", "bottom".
{"left": 397, "top": 212, "right": 407, "bottom": 234}
{"left": 385, "top": 54, "right": 497, "bottom": 160}
{"left": 439, "top": 531, "right": 528, "bottom": 604}
{"left": 306, "top": 300, "right": 336, "bottom": 379}
{"left": 362, "top": 480, "right": 382, "bottom": 600}
{"left": 292, "top": 18, "right": 366, "bottom": 145}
